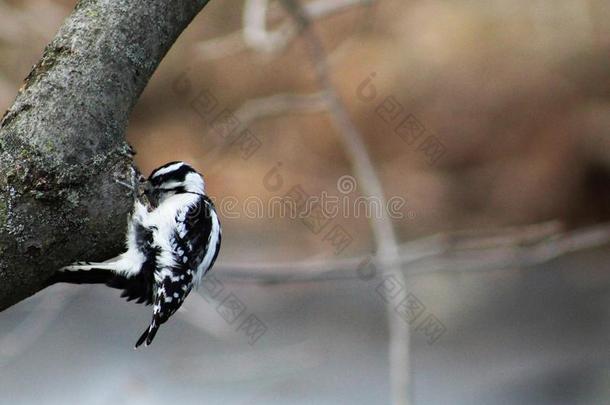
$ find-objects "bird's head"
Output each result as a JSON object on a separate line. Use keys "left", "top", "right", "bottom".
{"left": 142, "top": 161, "right": 205, "bottom": 207}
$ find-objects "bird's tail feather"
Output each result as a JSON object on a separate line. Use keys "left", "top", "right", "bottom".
{"left": 60, "top": 254, "right": 129, "bottom": 273}
{"left": 44, "top": 268, "right": 114, "bottom": 287}
{"left": 134, "top": 321, "right": 159, "bottom": 349}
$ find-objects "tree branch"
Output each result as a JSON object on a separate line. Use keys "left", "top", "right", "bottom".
{"left": 0, "top": 0, "right": 211, "bottom": 311}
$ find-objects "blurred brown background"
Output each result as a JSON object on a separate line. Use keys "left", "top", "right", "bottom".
{"left": 1, "top": 1, "right": 610, "bottom": 404}
{"left": 2, "top": 0, "right": 610, "bottom": 259}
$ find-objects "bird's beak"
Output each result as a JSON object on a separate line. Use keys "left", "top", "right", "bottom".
{"left": 143, "top": 180, "right": 153, "bottom": 196}
{"left": 139, "top": 180, "right": 157, "bottom": 209}
{"left": 136, "top": 178, "right": 150, "bottom": 197}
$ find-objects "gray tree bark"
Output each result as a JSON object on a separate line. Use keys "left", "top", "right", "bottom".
{"left": 0, "top": 0, "right": 211, "bottom": 311}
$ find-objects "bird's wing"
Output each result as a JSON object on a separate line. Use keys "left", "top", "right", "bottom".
{"left": 107, "top": 270, "right": 155, "bottom": 305}
{"left": 180, "top": 198, "right": 210, "bottom": 263}
{"left": 199, "top": 197, "right": 222, "bottom": 275}
{"left": 180, "top": 197, "right": 221, "bottom": 276}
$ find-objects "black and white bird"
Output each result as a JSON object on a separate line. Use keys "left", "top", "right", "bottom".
{"left": 47, "top": 161, "right": 221, "bottom": 348}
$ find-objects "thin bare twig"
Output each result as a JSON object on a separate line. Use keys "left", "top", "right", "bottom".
{"left": 215, "top": 222, "right": 610, "bottom": 283}
{"left": 196, "top": 0, "right": 374, "bottom": 59}
{"left": 199, "top": 91, "right": 329, "bottom": 170}
{"left": 243, "top": 0, "right": 297, "bottom": 53}
{"left": 280, "top": 1, "right": 410, "bottom": 403}
{"left": 215, "top": 221, "right": 561, "bottom": 278}
{"left": 194, "top": 30, "right": 248, "bottom": 60}
{"left": 234, "top": 91, "right": 329, "bottom": 128}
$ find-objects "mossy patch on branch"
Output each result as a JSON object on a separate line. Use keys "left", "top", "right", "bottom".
{"left": 0, "top": 197, "right": 7, "bottom": 229}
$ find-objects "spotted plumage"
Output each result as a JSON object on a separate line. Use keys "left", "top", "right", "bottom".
{"left": 46, "top": 161, "right": 222, "bottom": 348}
